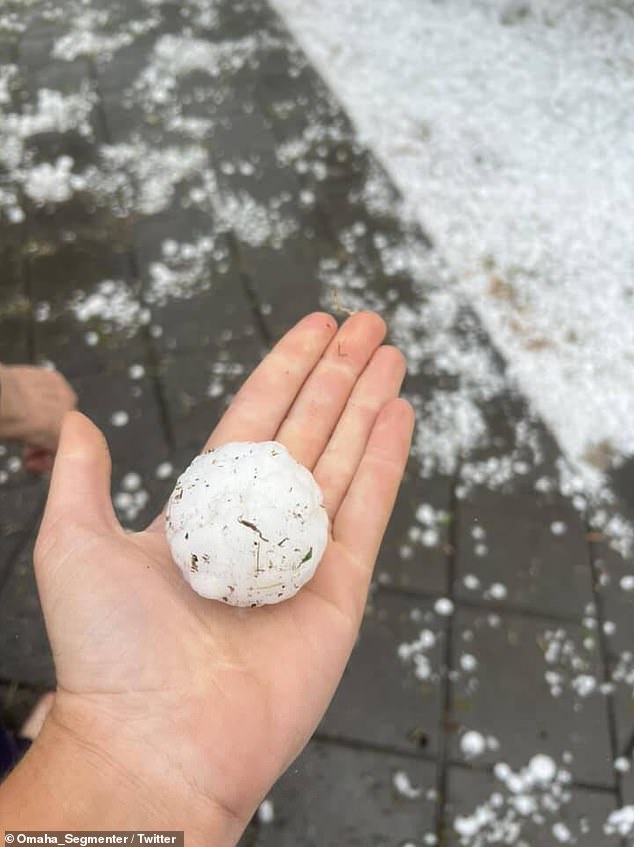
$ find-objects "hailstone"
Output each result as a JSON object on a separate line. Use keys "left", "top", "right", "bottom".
{"left": 165, "top": 441, "right": 329, "bottom": 606}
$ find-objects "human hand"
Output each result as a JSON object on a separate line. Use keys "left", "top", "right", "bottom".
{"left": 25, "top": 313, "right": 413, "bottom": 837}
{"left": 0, "top": 364, "right": 77, "bottom": 455}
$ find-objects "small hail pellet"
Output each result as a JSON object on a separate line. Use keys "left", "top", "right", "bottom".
{"left": 165, "top": 442, "right": 329, "bottom": 606}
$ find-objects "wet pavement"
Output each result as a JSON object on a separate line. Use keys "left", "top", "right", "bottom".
{"left": 1, "top": 1, "right": 633, "bottom": 844}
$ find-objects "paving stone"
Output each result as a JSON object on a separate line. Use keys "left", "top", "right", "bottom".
{"left": 15, "top": 38, "right": 102, "bottom": 182}
{"left": 0, "top": 443, "right": 29, "bottom": 484}
{"left": 96, "top": 27, "right": 175, "bottom": 100}
{"left": 149, "top": 276, "right": 253, "bottom": 357}
{"left": 256, "top": 50, "right": 334, "bottom": 137}
{"left": 206, "top": 117, "right": 324, "bottom": 334}
{"left": 376, "top": 461, "right": 451, "bottom": 595}
{"left": 0, "top": 476, "right": 47, "bottom": 584}
{"left": 455, "top": 490, "right": 595, "bottom": 619}
{"left": 0, "top": 532, "right": 24, "bottom": 596}
{"left": 209, "top": 105, "right": 303, "bottom": 201}
{"left": 591, "top": 540, "right": 634, "bottom": 758}
{"left": 449, "top": 608, "right": 614, "bottom": 788}
{"left": 237, "top": 821, "right": 258, "bottom": 847}
{"left": 235, "top": 235, "right": 324, "bottom": 339}
{"left": 133, "top": 213, "right": 258, "bottom": 357}
{"left": 457, "top": 386, "right": 561, "bottom": 495}
{"left": 0, "top": 246, "right": 29, "bottom": 363}
{"left": 20, "top": 14, "right": 67, "bottom": 46}
{"left": 18, "top": 46, "right": 91, "bottom": 100}
{"left": 0, "top": 681, "right": 43, "bottom": 734}
{"left": 212, "top": 0, "right": 274, "bottom": 41}
{"left": 610, "top": 457, "right": 634, "bottom": 524}
{"left": 212, "top": 107, "right": 280, "bottom": 166}
{"left": 619, "top": 765, "right": 634, "bottom": 806}
{"left": 0, "top": 35, "right": 17, "bottom": 64}
{"left": 160, "top": 335, "right": 264, "bottom": 454}
{"left": 0, "top": 476, "right": 46, "bottom": 532}
{"left": 321, "top": 592, "right": 443, "bottom": 756}
{"left": 255, "top": 740, "right": 437, "bottom": 847}
{"left": 445, "top": 766, "right": 619, "bottom": 847}
{"left": 0, "top": 537, "right": 54, "bottom": 688}
{"left": 133, "top": 207, "right": 214, "bottom": 275}
{"left": 73, "top": 368, "right": 169, "bottom": 485}
{"left": 29, "top": 240, "right": 145, "bottom": 377}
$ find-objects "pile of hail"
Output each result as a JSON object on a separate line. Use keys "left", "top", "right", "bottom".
{"left": 165, "top": 442, "right": 329, "bottom": 606}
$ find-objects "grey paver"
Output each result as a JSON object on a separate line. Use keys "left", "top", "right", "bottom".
{"left": 160, "top": 339, "right": 263, "bottom": 454}
{"left": 592, "top": 539, "right": 634, "bottom": 757}
{"left": 0, "top": 35, "right": 16, "bottom": 65}
{"left": 133, "top": 215, "right": 257, "bottom": 357}
{"left": 610, "top": 458, "right": 634, "bottom": 525}
{"left": 0, "top": 247, "right": 29, "bottom": 364}
{"left": 376, "top": 463, "right": 451, "bottom": 595}
{"left": 96, "top": 30, "right": 168, "bottom": 101}
{"left": 255, "top": 740, "right": 437, "bottom": 847}
{"left": 72, "top": 370, "right": 170, "bottom": 505}
{"left": 234, "top": 236, "right": 324, "bottom": 339}
{"left": 455, "top": 491, "right": 595, "bottom": 619}
{"left": 446, "top": 765, "right": 619, "bottom": 847}
{"left": 146, "top": 265, "right": 252, "bottom": 357}
{"left": 0, "top": 538, "right": 54, "bottom": 688}
{"left": 0, "top": 478, "right": 47, "bottom": 583}
{"left": 133, "top": 208, "right": 216, "bottom": 281}
{"left": 321, "top": 591, "right": 443, "bottom": 755}
{"left": 29, "top": 241, "right": 145, "bottom": 377}
{"left": 111, "top": 445, "right": 196, "bottom": 534}
{"left": 0, "top": 681, "right": 43, "bottom": 734}
{"left": 17, "top": 49, "right": 91, "bottom": 101}
{"left": 449, "top": 607, "right": 614, "bottom": 788}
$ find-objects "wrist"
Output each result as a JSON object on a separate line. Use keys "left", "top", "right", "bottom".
{"left": 0, "top": 697, "right": 247, "bottom": 846}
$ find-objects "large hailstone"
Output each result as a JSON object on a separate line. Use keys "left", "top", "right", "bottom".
{"left": 165, "top": 442, "right": 329, "bottom": 606}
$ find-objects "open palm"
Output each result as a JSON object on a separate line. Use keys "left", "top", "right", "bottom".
{"left": 34, "top": 311, "right": 413, "bottom": 834}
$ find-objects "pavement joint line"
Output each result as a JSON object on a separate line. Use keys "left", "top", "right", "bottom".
{"left": 588, "top": 533, "right": 625, "bottom": 808}
{"left": 311, "top": 731, "right": 619, "bottom": 795}
{"left": 23, "top": 245, "right": 35, "bottom": 365}
{"left": 312, "top": 731, "right": 436, "bottom": 763}
{"left": 129, "top": 239, "right": 177, "bottom": 453}
{"left": 226, "top": 231, "right": 274, "bottom": 348}
{"left": 376, "top": 582, "right": 589, "bottom": 627}
{"left": 0, "top": 496, "right": 45, "bottom": 600}
{"left": 141, "top": 329, "right": 177, "bottom": 452}
{"left": 435, "top": 473, "right": 460, "bottom": 840}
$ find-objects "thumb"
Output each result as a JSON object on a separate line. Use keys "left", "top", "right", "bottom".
{"left": 38, "top": 411, "right": 119, "bottom": 545}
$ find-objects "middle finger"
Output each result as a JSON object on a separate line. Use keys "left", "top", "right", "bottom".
{"left": 275, "top": 312, "right": 386, "bottom": 469}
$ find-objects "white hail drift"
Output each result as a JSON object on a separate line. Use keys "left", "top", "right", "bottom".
{"left": 165, "top": 442, "right": 329, "bottom": 606}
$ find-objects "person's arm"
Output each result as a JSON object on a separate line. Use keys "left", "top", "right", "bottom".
{"left": 0, "top": 710, "right": 242, "bottom": 844}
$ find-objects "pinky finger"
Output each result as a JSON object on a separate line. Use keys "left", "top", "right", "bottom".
{"left": 333, "top": 398, "right": 415, "bottom": 571}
